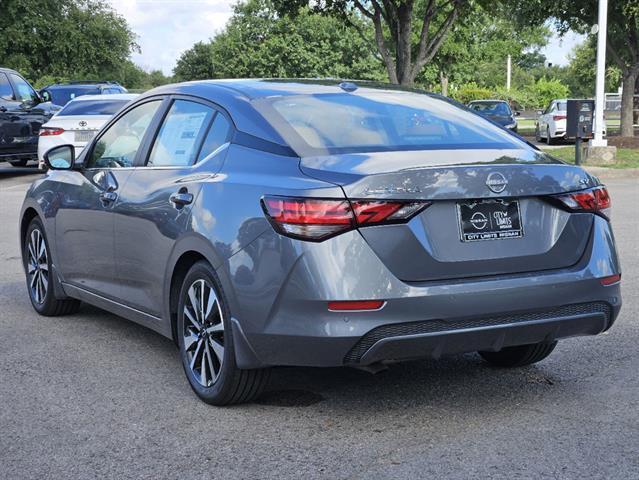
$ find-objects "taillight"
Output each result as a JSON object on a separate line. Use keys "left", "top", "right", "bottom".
{"left": 39, "top": 127, "right": 65, "bottom": 136}
{"left": 552, "top": 186, "right": 611, "bottom": 219}
{"left": 553, "top": 115, "right": 567, "bottom": 121}
{"left": 261, "top": 196, "right": 430, "bottom": 241}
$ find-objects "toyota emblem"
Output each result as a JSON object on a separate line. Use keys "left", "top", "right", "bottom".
{"left": 486, "top": 172, "right": 508, "bottom": 193}
{"left": 79, "top": 121, "right": 87, "bottom": 127}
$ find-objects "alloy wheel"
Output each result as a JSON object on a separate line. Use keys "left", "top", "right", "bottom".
{"left": 27, "top": 229, "right": 48, "bottom": 304}
{"left": 182, "top": 278, "right": 225, "bottom": 387}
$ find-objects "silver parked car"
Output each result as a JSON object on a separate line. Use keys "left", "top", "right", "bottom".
{"left": 21, "top": 80, "right": 622, "bottom": 405}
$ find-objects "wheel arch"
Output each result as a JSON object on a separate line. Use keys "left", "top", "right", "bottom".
{"left": 164, "top": 234, "right": 231, "bottom": 344}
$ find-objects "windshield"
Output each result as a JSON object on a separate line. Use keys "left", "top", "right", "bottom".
{"left": 258, "top": 92, "right": 526, "bottom": 155}
{"left": 469, "top": 102, "right": 512, "bottom": 116}
{"left": 47, "top": 87, "right": 101, "bottom": 106}
{"left": 58, "top": 99, "right": 130, "bottom": 116}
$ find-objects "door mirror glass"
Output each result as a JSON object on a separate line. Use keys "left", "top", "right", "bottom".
{"left": 44, "top": 144, "right": 75, "bottom": 170}
{"left": 40, "top": 90, "right": 51, "bottom": 103}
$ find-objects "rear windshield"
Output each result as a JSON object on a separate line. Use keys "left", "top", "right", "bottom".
{"left": 258, "top": 92, "right": 526, "bottom": 155}
{"left": 47, "top": 87, "right": 100, "bottom": 106}
{"left": 469, "top": 102, "right": 512, "bottom": 116}
{"left": 58, "top": 99, "right": 130, "bottom": 116}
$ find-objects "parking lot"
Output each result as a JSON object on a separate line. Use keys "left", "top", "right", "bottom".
{"left": 1, "top": 169, "right": 637, "bottom": 479}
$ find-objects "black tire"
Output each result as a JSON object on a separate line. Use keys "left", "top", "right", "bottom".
{"left": 10, "top": 159, "right": 28, "bottom": 167}
{"left": 535, "top": 124, "right": 542, "bottom": 142}
{"left": 546, "top": 127, "right": 555, "bottom": 145}
{"left": 23, "top": 218, "right": 81, "bottom": 316}
{"left": 177, "top": 260, "right": 270, "bottom": 405}
{"left": 479, "top": 341, "right": 557, "bottom": 368}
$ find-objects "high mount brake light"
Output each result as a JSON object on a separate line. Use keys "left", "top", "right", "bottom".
{"left": 261, "top": 196, "right": 430, "bottom": 241}
{"left": 552, "top": 186, "right": 611, "bottom": 219}
{"left": 39, "top": 127, "right": 65, "bottom": 136}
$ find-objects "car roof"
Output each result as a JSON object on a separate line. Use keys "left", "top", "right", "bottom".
{"left": 45, "top": 83, "right": 123, "bottom": 90}
{"left": 147, "top": 78, "right": 437, "bottom": 100}
{"left": 141, "top": 79, "right": 442, "bottom": 148}
{"left": 0, "top": 67, "right": 20, "bottom": 75}
{"left": 468, "top": 99, "right": 508, "bottom": 103}
{"left": 65, "top": 93, "right": 139, "bottom": 102}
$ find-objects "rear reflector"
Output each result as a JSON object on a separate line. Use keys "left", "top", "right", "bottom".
{"left": 552, "top": 186, "right": 611, "bottom": 219}
{"left": 600, "top": 274, "right": 621, "bottom": 286}
{"left": 553, "top": 115, "right": 567, "bottom": 121}
{"left": 39, "top": 127, "right": 65, "bottom": 136}
{"left": 328, "top": 300, "right": 385, "bottom": 311}
{"left": 262, "top": 196, "right": 430, "bottom": 241}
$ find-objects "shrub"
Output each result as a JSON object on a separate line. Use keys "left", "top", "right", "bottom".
{"left": 450, "top": 82, "right": 494, "bottom": 105}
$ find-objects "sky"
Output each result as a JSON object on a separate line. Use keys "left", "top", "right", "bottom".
{"left": 107, "top": 0, "right": 584, "bottom": 75}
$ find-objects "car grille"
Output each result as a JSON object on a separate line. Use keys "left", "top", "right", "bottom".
{"left": 343, "top": 302, "right": 612, "bottom": 364}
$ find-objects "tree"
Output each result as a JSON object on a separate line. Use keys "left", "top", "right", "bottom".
{"left": 511, "top": 0, "right": 639, "bottom": 136}
{"left": 174, "top": 0, "right": 385, "bottom": 81}
{"left": 427, "top": 6, "right": 550, "bottom": 93}
{"left": 274, "top": 0, "right": 471, "bottom": 86}
{"left": 0, "top": 0, "right": 138, "bottom": 83}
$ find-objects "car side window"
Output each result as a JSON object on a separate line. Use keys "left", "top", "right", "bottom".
{"left": 87, "top": 100, "right": 162, "bottom": 169}
{"left": 197, "top": 113, "right": 231, "bottom": 162}
{"left": 9, "top": 74, "right": 38, "bottom": 103}
{"left": 0, "top": 73, "right": 13, "bottom": 100}
{"left": 147, "top": 100, "right": 215, "bottom": 167}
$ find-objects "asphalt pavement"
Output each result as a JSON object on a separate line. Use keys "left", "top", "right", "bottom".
{"left": 1, "top": 168, "right": 638, "bottom": 480}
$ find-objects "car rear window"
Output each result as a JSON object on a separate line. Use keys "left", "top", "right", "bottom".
{"left": 469, "top": 102, "right": 512, "bottom": 116}
{"left": 48, "top": 87, "right": 101, "bottom": 106}
{"left": 58, "top": 99, "right": 130, "bottom": 116}
{"left": 258, "top": 92, "right": 526, "bottom": 154}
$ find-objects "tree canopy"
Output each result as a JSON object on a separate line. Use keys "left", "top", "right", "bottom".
{"left": 274, "top": 0, "right": 473, "bottom": 86}
{"left": 174, "top": 0, "right": 385, "bottom": 81}
{"left": 0, "top": 0, "right": 138, "bottom": 82}
{"left": 511, "top": 0, "right": 638, "bottom": 135}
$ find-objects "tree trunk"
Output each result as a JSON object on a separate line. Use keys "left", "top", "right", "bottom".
{"left": 440, "top": 71, "right": 449, "bottom": 97}
{"left": 620, "top": 69, "right": 638, "bottom": 137}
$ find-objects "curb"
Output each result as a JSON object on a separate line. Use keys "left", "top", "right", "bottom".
{"left": 583, "top": 166, "right": 639, "bottom": 180}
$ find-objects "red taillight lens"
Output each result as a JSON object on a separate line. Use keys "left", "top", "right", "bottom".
{"left": 39, "top": 127, "right": 65, "bottom": 136}
{"left": 553, "top": 186, "right": 611, "bottom": 219}
{"left": 600, "top": 274, "right": 621, "bottom": 286}
{"left": 328, "top": 300, "right": 385, "bottom": 311}
{"left": 262, "top": 196, "right": 430, "bottom": 241}
{"left": 553, "top": 115, "right": 567, "bottom": 121}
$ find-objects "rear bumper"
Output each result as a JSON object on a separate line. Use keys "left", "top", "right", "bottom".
{"left": 224, "top": 216, "right": 622, "bottom": 368}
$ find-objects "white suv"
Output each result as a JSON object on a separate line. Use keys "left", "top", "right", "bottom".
{"left": 536, "top": 99, "right": 605, "bottom": 145}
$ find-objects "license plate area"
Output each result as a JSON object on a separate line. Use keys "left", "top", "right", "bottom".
{"left": 457, "top": 199, "right": 523, "bottom": 242}
{"left": 74, "top": 130, "right": 95, "bottom": 143}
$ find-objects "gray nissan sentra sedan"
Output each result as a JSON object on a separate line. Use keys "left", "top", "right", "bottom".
{"left": 20, "top": 80, "right": 622, "bottom": 405}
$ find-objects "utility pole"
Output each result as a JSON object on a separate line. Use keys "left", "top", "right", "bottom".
{"left": 591, "top": 0, "right": 608, "bottom": 147}
{"left": 506, "top": 55, "right": 511, "bottom": 91}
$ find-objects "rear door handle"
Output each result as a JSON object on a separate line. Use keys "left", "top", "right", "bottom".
{"left": 170, "top": 192, "right": 194, "bottom": 207}
{"left": 99, "top": 191, "right": 118, "bottom": 203}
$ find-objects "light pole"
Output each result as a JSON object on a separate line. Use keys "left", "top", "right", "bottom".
{"left": 591, "top": 0, "right": 608, "bottom": 147}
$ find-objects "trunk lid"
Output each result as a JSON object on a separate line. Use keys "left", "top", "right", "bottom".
{"left": 300, "top": 148, "right": 598, "bottom": 282}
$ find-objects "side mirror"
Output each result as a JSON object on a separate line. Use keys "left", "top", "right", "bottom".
{"left": 514, "top": 111, "right": 521, "bottom": 116}
{"left": 44, "top": 144, "right": 75, "bottom": 170}
{"left": 536, "top": 110, "right": 543, "bottom": 115}
{"left": 40, "top": 90, "right": 51, "bottom": 103}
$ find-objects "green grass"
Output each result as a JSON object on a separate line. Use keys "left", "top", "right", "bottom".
{"left": 543, "top": 146, "right": 639, "bottom": 169}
